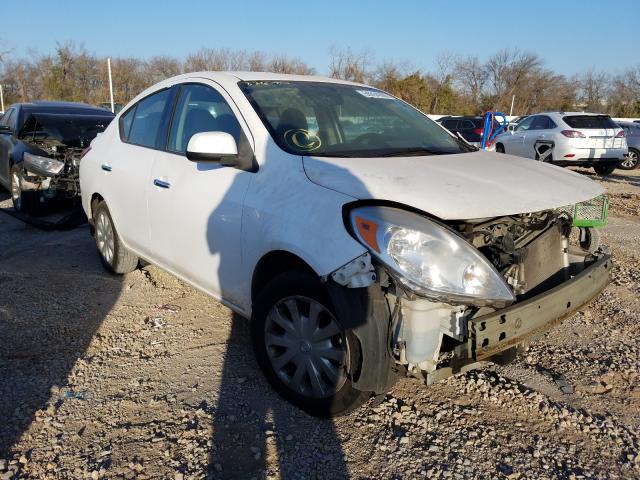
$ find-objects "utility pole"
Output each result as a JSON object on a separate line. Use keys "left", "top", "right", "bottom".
{"left": 107, "top": 57, "right": 115, "bottom": 113}
{"left": 509, "top": 94, "right": 515, "bottom": 117}
{"left": 0, "top": 84, "right": 4, "bottom": 113}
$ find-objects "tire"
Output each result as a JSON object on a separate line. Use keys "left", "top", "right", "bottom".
{"left": 579, "top": 227, "right": 601, "bottom": 253}
{"left": 251, "top": 270, "right": 371, "bottom": 417}
{"left": 495, "top": 144, "right": 505, "bottom": 154}
{"left": 619, "top": 148, "right": 639, "bottom": 170}
{"left": 93, "top": 201, "right": 138, "bottom": 274}
{"left": 593, "top": 164, "right": 616, "bottom": 176}
{"left": 10, "top": 164, "right": 37, "bottom": 214}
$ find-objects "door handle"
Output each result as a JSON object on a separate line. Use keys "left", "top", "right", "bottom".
{"left": 153, "top": 179, "right": 171, "bottom": 189}
{"left": 101, "top": 164, "right": 112, "bottom": 172}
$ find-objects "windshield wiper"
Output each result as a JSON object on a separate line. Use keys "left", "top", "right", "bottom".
{"left": 378, "top": 147, "right": 454, "bottom": 157}
{"left": 454, "top": 132, "right": 479, "bottom": 152}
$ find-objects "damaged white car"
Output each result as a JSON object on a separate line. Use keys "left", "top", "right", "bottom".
{"left": 80, "top": 73, "right": 611, "bottom": 416}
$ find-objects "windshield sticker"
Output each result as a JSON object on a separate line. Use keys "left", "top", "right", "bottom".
{"left": 356, "top": 89, "right": 394, "bottom": 100}
{"left": 283, "top": 129, "right": 322, "bottom": 151}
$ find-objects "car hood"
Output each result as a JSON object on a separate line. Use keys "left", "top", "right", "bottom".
{"left": 20, "top": 113, "right": 113, "bottom": 148}
{"left": 302, "top": 150, "right": 604, "bottom": 220}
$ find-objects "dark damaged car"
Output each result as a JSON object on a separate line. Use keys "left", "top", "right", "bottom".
{"left": 0, "top": 101, "right": 114, "bottom": 213}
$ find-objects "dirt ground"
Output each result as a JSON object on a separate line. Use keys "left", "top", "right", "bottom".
{"left": 0, "top": 168, "right": 639, "bottom": 480}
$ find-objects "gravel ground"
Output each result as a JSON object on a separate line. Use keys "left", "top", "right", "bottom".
{"left": 0, "top": 168, "right": 639, "bottom": 480}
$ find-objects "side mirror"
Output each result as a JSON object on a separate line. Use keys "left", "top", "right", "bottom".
{"left": 186, "top": 131, "right": 238, "bottom": 166}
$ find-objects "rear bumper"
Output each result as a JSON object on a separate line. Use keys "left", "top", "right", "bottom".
{"left": 468, "top": 254, "right": 611, "bottom": 360}
{"left": 552, "top": 158, "right": 621, "bottom": 167}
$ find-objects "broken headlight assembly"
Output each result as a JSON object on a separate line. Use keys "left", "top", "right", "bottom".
{"left": 348, "top": 206, "right": 515, "bottom": 307}
{"left": 23, "top": 152, "right": 65, "bottom": 176}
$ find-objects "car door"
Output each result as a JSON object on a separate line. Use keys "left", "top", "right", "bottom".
{"left": 147, "top": 81, "right": 254, "bottom": 304}
{"left": 522, "top": 115, "right": 554, "bottom": 159}
{"left": 104, "top": 87, "right": 176, "bottom": 257}
{"left": 508, "top": 116, "right": 535, "bottom": 156}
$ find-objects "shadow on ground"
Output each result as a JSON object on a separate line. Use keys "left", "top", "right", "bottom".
{"left": 208, "top": 313, "right": 350, "bottom": 479}
{"left": 0, "top": 192, "right": 122, "bottom": 457}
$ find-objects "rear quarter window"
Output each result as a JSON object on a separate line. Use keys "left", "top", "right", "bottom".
{"left": 563, "top": 115, "right": 617, "bottom": 129}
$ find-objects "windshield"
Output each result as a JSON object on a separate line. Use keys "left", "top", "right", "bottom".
{"left": 21, "top": 113, "right": 112, "bottom": 148}
{"left": 239, "top": 81, "right": 472, "bottom": 157}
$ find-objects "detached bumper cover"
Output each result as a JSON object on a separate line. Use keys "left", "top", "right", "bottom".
{"left": 469, "top": 255, "right": 611, "bottom": 360}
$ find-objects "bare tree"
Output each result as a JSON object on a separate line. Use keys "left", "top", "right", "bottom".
{"left": 145, "top": 56, "right": 182, "bottom": 84}
{"left": 329, "top": 46, "right": 371, "bottom": 83}
{"left": 577, "top": 69, "right": 609, "bottom": 111}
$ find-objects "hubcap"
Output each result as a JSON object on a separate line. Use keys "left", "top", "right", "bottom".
{"left": 264, "top": 296, "right": 349, "bottom": 398}
{"left": 10, "top": 171, "right": 22, "bottom": 211}
{"left": 622, "top": 150, "right": 638, "bottom": 169}
{"left": 95, "top": 211, "right": 115, "bottom": 264}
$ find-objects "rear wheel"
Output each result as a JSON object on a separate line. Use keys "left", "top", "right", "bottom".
{"left": 593, "top": 164, "right": 616, "bottom": 176}
{"left": 620, "top": 148, "right": 639, "bottom": 170}
{"left": 93, "top": 201, "right": 138, "bottom": 274}
{"left": 251, "top": 271, "right": 371, "bottom": 417}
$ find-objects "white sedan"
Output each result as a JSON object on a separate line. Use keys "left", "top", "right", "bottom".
{"left": 495, "top": 111, "right": 627, "bottom": 176}
{"left": 80, "top": 72, "right": 610, "bottom": 416}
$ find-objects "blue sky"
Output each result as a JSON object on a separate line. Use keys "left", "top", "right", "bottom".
{"left": 2, "top": 0, "right": 638, "bottom": 76}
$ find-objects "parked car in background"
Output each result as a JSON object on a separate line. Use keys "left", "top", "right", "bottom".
{"left": 495, "top": 112, "right": 627, "bottom": 176}
{"left": 617, "top": 121, "right": 640, "bottom": 170}
{"left": 437, "top": 116, "right": 489, "bottom": 146}
{"left": 507, "top": 115, "right": 529, "bottom": 132}
{"left": 0, "top": 101, "right": 114, "bottom": 213}
{"left": 81, "top": 72, "right": 610, "bottom": 416}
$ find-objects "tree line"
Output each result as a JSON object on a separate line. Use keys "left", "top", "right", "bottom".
{"left": 1, "top": 43, "right": 639, "bottom": 117}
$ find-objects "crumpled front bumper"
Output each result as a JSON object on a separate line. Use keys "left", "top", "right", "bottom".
{"left": 468, "top": 254, "right": 612, "bottom": 361}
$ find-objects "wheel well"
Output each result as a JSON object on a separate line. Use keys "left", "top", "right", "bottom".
{"left": 251, "top": 251, "right": 317, "bottom": 302}
{"left": 496, "top": 142, "right": 504, "bottom": 150}
{"left": 90, "top": 193, "right": 104, "bottom": 221}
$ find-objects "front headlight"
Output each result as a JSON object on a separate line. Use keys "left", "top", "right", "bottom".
{"left": 23, "top": 152, "right": 65, "bottom": 176}
{"left": 348, "top": 206, "right": 515, "bottom": 307}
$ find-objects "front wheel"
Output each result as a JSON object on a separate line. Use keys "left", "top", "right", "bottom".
{"left": 251, "top": 271, "right": 371, "bottom": 417}
{"left": 495, "top": 143, "right": 505, "bottom": 154}
{"left": 93, "top": 201, "right": 139, "bottom": 274}
{"left": 593, "top": 164, "right": 617, "bottom": 176}
{"left": 619, "top": 148, "right": 639, "bottom": 170}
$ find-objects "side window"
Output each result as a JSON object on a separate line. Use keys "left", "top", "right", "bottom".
{"left": 531, "top": 116, "right": 550, "bottom": 130}
{"left": 127, "top": 89, "right": 172, "bottom": 148}
{"left": 119, "top": 107, "right": 136, "bottom": 141}
{"left": 516, "top": 116, "right": 535, "bottom": 132}
{"left": 460, "top": 120, "right": 476, "bottom": 129}
{"left": 442, "top": 119, "right": 458, "bottom": 130}
{"left": 1, "top": 108, "right": 15, "bottom": 128}
{"left": 168, "top": 83, "right": 241, "bottom": 154}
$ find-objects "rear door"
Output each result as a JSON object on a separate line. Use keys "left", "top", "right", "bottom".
{"left": 103, "top": 87, "right": 176, "bottom": 257}
{"left": 508, "top": 116, "right": 535, "bottom": 156}
{"left": 523, "top": 115, "right": 555, "bottom": 158}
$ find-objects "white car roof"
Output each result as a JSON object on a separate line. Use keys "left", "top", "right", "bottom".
{"left": 164, "top": 71, "right": 364, "bottom": 87}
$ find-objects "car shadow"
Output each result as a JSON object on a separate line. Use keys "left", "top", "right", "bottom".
{"left": 0, "top": 193, "right": 122, "bottom": 458}
{"left": 204, "top": 141, "right": 377, "bottom": 478}
{"left": 571, "top": 168, "right": 640, "bottom": 188}
{"left": 208, "top": 313, "right": 350, "bottom": 478}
